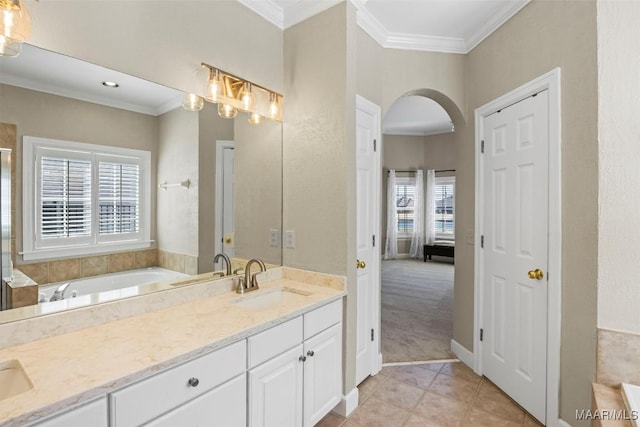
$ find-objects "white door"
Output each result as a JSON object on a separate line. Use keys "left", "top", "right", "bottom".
{"left": 215, "top": 141, "right": 234, "bottom": 264}
{"left": 303, "top": 324, "right": 342, "bottom": 427}
{"left": 481, "top": 90, "right": 549, "bottom": 422}
{"left": 355, "top": 95, "right": 381, "bottom": 385}
{"left": 248, "top": 345, "right": 303, "bottom": 427}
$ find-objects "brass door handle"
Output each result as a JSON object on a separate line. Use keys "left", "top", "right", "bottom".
{"left": 527, "top": 269, "right": 544, "bottom": 280}
{"left": 356, "top": 260, "right": 366, "bottom": 269}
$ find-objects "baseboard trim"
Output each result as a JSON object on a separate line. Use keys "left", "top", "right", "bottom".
{"left": 333, "top": 387, "right": 359, "bottom": 417}
{"left": 557, "top": 419, "right": 571, "bottom": 427}
{"left": 450, "top": 339, "right": 474, "bottom": 369}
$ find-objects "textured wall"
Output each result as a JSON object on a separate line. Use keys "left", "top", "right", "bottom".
{"left": 596, "top": 0, "right": 640, "bottom": 335}
{"left": 0, "top": 84, "right": 158, "bottom": 264}
{"left": 157, "top": 108, "right": 199, "bottom": 257}
{"left": 464, "top": 1, "right": 598, "bottom": 423}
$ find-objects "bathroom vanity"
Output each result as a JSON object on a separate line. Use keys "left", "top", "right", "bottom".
{"left": 0, "top": 269, "right": 345, "bottom": 427}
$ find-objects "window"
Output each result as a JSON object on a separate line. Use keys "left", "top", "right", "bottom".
{"left": 23, "top": 136, "right": 150, "bottom": 261}
{"left": 395, "top": 177, "right": 415, "bottom": 237}
{"left": 434, "top": 176, "right": 455, "bottom": 239}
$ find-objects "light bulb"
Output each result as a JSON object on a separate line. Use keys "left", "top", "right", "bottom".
{"left": 238, "top": 82, "right": 255, "bottom": 112}
{"left": 206, "top": 69, "right": 224, "bottom": 103}
{"left": 182, "top": 93, "right": 204, "bottom": 111}
{"left": 218, "top": 103, "right": 238, "bottom": 119}
{"left": 268, "top": 92, "right": 279, "bottom": 119}
{"left": 0, "top": 0, "right": 31, "bottom": 57}
{"left": 248, "top": 113, "right": 262, "bottom": 125}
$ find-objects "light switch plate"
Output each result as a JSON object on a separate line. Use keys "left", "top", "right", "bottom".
{"left": 269, "top": 228, "right": 280, "bottom": 247}
{"left": 285, "top": 230, "right": 296, "bottom": 249}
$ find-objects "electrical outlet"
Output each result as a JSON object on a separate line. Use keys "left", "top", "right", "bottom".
{"left": 285, "top": 230, "right": 296, "bottom": 249}
{"left": 269, "top": 228, "right": 280, "bottom": 247}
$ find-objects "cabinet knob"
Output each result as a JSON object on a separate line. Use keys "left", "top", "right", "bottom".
{"left": 307, "top": 350, "right": 315, "bottom": 357}
{"left": 188, "top": 377, "right": 200, "bottom": 387}
{"left": 299, "top": 355, "right": 307, "bottom": 362}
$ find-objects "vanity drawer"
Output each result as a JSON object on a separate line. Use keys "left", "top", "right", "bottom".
{"left": 248, "top": 316, "right": 303, "bottom": 368}
{"left": 110, "top": 340, "right": 246, "bottom": 427}
{"left": 304, "top": 299, "right": 342, "bottom": 339}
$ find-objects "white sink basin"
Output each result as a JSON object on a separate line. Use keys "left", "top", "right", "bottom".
{"left": 622, "top": 383, "right": 640, "bottom": 427}
{"left": 0, "top": 360, "right": 33, "bottom": 401}
{"left": 231, "top": 287, "right": 312, "bottom": 311}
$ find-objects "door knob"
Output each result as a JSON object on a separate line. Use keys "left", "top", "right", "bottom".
{"left": 224, "top": 235, "right": 232, "bottom": 244}
{"left": 527, "top": 269, "right": 544, "bottom": 280}
{"left": 356, "top": 260, "right": 366, "bottom": 269}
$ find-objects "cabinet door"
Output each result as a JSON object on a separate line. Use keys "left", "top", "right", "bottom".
{"left": 144, "top": 374, "right": 246, "bottom": 427}
{"left": 303, "top": 323, "right": 342, "bottom": 427}
{"left": 30, "top": 397, "right": 107, "bottom": 427}
{"left": 248, "top": 344, "right": 303, "bottom": 427}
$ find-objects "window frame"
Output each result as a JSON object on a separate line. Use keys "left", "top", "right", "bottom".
{"left": 23, "top": 136, "right": 151, "bottom": 261}
{"left": 395, "top": 176, "right": 416, "bottom": 239}
{"left": 434, "top": 175, "right": 455, "bottom": 241}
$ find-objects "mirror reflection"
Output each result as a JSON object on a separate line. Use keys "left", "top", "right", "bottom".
{"left": 0, "top": 44, "right": 283, "bottom": 322}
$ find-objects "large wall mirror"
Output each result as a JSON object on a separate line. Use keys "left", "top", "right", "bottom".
{"left": 0, "top": 44, "right": 283, "bottom": 322}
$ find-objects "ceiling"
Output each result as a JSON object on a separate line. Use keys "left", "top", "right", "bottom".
{"left": 239, "top": 0, "right": 530, "bottom": 135}
{"left": 0, "top": 44, "right": 182, "bottom": 116}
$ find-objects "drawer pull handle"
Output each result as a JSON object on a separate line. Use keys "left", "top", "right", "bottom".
{"left": 299, "top": 355, "right": 307, "bottom": 362}
{"left": 188, "top": 377, "right": 200, "bottom": 387}
{"left": 307, "top": 350, "right": 315, "bottom": 357}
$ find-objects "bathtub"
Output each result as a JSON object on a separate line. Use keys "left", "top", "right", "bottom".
{"left": 39, "top": 267, "right": 188, "bottom": 304}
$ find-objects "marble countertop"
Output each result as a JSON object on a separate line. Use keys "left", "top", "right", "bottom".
{"left": 0, "top": 276, "right": 345, "bottom": 426}
{"left": 6, "top": 270, "right": 37, "bottom": 290}
{"left": 592, "top": 383, "right": 634, "bottom": 427}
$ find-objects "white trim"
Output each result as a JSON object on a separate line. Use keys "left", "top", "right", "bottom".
{"left": 473, "top": 68, "right": 562, "bottom": 426}
{"left": 464, "top": 0, "right": 531, "bottom": 52}
{"left": 283, "top": 0, "right": 344, "bottom": 29}
{"left": 236, "top": 0, "right": 284, "bottom": 28}
{"left": 214, "top": 140, "right": 234, "bottom": 260}
{"left": 356, "top": 94, "right": 382, "bottom": 382}
{"left": 332, "top": 387, "right": 359, "bottom": 417}
{"left": 450, "top": 339, "right": 474, "bottom": 371}
{"left": 383, "top": 359, "right": 458, "bottom": 367}
{"left": 557, "top": 420, "right": 572, "bottom": 427}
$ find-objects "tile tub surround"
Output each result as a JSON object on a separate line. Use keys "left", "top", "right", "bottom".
{"left": 0, "top": 270, "right": 345, "bottom": 425}
{"left": 597, "top": 328, "right": 640, "bottom": 386}
{"left": 16, "top": 248, "right": 160, "bottom": 286}
{"left": 591, "top": 384, "right": 633, "bottom": 427}
{"left": 6, "top": 270, "right": 38, "bottom": 309}
{"left": 158, "top": 249, "right": 198, "bottom": 275}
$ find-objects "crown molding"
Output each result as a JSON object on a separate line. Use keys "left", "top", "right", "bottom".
{"left": 465, "top": 0, "right": 531, "bottom": 52}
{"left": 236, "top": 0, "right": 284, "bottom": 29}
{"left": 283, "top": 0, "right": 344, "bottom": 28}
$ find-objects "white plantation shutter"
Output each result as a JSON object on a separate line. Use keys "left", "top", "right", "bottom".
{"left": 395, "top": 177, "right": 415, "bottom": 236}
{"left": 40, "top": 156, "right": 92, "bottom": 238}
{"left": 434, "top": 177, "right": 455, "bottom": 238}
{"left": 99, "top": 162, "right": 140, "bottom": 235}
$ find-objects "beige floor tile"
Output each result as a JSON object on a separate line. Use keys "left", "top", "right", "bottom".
{"left": 523, "top": 414, "right": 544, "bottom": 426}
{"left": 411, "top": 390, "right": 470, "bottom": 427}
{"left": 460, "top": 408, "right": 522, "bottom": 427}
{"left": 403, "top": 413, "right": 453, "bottom": 427}
{"left": 371, "top": 377, "right": 425, "bottom": 410}
{"left": 472, "top": 388, "right": 525, "bottom": 423}
{"left": 341, "top": 421, "right": 362, "bottom": 427}
{"left": 429, "top": 373, "right": 479, "bottom": 402}
{"left": 315, "top": 412, "right": 345, "bottom": 427}
{"left": 379, "top": 365, "right": 397, "bottom": 376}
{"left": 439, "top": 362, "right": 482, "bottom": 385}
{"left": 391, "top": 365, "right": 438, "bottom": 389}
{"left": 358, "top": 373, "right": 388, "bottom": 403}
{"left": 420, "top": 362, "right": 444, "bottom": 372}
{"left": 347, "top": 397, "right": 409, "bottom": 427}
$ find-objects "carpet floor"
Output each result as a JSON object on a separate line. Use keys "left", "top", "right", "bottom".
{"left": 381, "top": 258, "right": 455, "bottom": 363}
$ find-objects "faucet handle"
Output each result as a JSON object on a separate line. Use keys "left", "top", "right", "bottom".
{"left": 234, "top": 276, "right": 245, "bottom": 294}
{"left": 250, "top": 271, "right": 263, "bottom": 288}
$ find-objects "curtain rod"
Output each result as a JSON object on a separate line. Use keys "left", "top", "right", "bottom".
{"left": 387, "top": 169, "right": 456, "bottom": 174}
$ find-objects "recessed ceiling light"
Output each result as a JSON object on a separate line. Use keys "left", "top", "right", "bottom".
{"left": 102, "top": 81, "right": 119, "bottom": 88}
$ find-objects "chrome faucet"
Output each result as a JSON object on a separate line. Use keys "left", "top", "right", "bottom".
{"left": 49, "top": 282, "right": 71, "bottom": 302}
{"left": 213, "top": 253, "right": 231, "bottom": 276}
{"left": 237, "top": 258, "right": 266, "bottom": 294}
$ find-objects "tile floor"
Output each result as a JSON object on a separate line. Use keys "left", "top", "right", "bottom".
{"left": 316, "top": 361, "right": 544, "bottom": 427}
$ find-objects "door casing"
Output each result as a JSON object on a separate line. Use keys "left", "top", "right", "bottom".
{"left": 474, "top": 68, "right": 562, "bottom": 426}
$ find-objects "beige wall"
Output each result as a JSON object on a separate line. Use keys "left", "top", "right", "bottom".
{"left": 283, "top": 1, "right": 358, "bottom": 393}
{"left": 0, "top": 84, "right": 159, "bottom": 265}
{"left": 464, "top": 1, "right": 598, "bottom": 423}
{"left": 596, "top": 0, "right": 640, "bottom": 335}
{"left": 157, "top": 108, "right": 199, "bottom": 257}
{"left": 197, "top": 103, "right": 234, "bottom": 274}
{"left": 381, "top": 133, "right": 456, "bottom": 255}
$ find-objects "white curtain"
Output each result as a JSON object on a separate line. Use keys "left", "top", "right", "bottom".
{"left": 409, "top": 170, "right": 424, "bottom": 259}
{"left": 384, "top": 170, "right": 398, "bottom": 259}
{"left": 425, "top": 169, "right": 436, "bottom": 245}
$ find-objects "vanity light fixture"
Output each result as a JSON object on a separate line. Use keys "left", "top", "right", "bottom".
{"left": 102, "top": 81, "right": 119, "bottom": 88}
{"left": 0, "top": 0, "right": 31, "bottom": 57}
{"left": 199, "top": 63, "right": 283, "bottom": 123}
{"left": 182, "top": 93, "right": 204, "bottom": 112}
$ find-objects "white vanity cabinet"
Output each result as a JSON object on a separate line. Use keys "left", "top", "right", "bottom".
{"left": 28, "top": 397, "right": 108, "bottom": 427}
{"left": 109, "top": 340, "right": 246, "bottom": 427}
{"left": 248, "top": 299, "right": 343, "bottom": 427}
